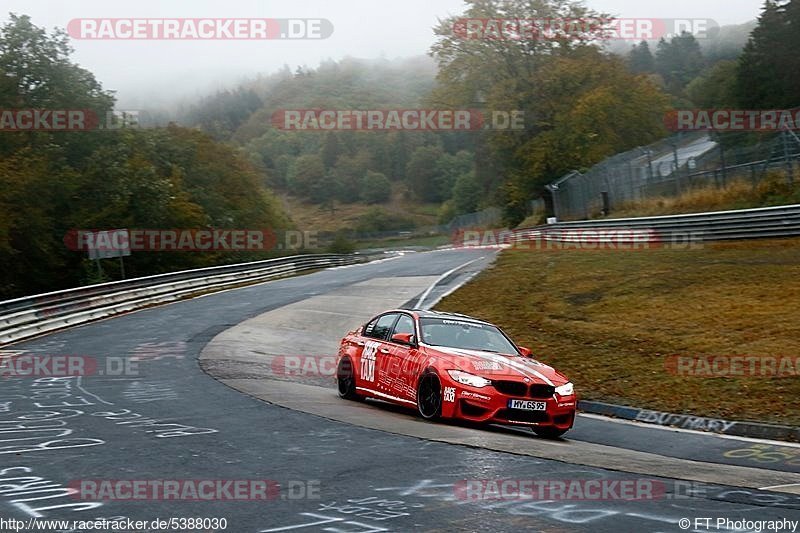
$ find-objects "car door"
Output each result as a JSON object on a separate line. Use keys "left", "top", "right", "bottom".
{"left": 388, "top": 313, "right": 430, "bottom": 402}
{"left": 383, "top": 313, "right": 418, "bottom": 400}
{"left": 356, "top": 313, "right": 399, "bottom": 397}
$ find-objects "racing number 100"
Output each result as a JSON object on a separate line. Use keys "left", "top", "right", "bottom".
{"left": 361, "top": 341, "right": 379, "bottom": 382}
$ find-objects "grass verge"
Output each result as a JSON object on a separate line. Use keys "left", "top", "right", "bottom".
{"left": 435, "top": 238, "right": 800, "bottom": 426}
{"left": 598, "top": 173, "right": 800, "bottom": 220}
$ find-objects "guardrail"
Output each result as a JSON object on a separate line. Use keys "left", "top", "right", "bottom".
{"left": 517, "top": 204, "right": 800, "bottom": 242}
{"left": 0, "top": 254, "right": 363, "bottom": 346}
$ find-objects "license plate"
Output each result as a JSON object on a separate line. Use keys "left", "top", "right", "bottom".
{"left": 508, "top": 399, "right": 546, "bottom": 411}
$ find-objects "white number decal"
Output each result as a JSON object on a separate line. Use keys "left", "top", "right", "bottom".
{"left": 360, "top": 341, "right": 380, "bottom": 382}
{"left": 443, "top": 387, "right": 456, "bottom": 403}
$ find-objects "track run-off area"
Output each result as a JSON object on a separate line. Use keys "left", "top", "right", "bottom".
{"left": 1, "top": 249, "right": 799, "bottom": 532}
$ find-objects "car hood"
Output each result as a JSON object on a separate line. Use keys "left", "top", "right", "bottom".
{"left": 425, "top": 346, "right": 569, "bottom": 386}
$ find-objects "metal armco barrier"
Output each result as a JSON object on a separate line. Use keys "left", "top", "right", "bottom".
{"left": 0, "top": 254, "right": 363, "bottom": 346}
{"left": 517, "top": 204, "right": 800, "bottom": 242}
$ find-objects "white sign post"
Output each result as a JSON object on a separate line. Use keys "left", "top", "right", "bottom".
{"left": 86, "top": 229, "right": 131, "bottom": 279}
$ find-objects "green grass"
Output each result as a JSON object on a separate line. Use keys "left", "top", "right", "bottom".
{"left": 435, "top": 238, "right": 800, "bottom": 426}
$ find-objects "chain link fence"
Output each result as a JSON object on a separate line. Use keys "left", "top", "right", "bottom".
{"left": 548, "top": 131, "right": 800, "bottom": 221}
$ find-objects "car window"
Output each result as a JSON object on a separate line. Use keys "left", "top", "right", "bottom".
{"left": 365, "top": 313, "right": 399, "bottom": 341}
{"left": 392, "top": 314, "right": 415, "bottom": 339}
{"left": 419, "top": 317, "right": 519, "bottom": 354}
{"left": 363, "top": 317, "right": 379, "bottom": 337}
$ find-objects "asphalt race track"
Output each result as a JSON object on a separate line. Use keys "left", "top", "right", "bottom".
{"left": 2, "top": 249, "right": 799, "bottom": 533}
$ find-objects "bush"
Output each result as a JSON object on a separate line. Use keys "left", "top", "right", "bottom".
{"left": 327, "top": 232, "right": 356, "bottom": 254}
{"left": 354, "top": 208, "right": 415, "bottom": 234}
{"left": 361, "top": 171, "right": 392, "bottom": 204}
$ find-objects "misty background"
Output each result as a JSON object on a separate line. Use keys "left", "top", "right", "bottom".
{"left": 0, "top": 0, "right": 765, "bottom": 108}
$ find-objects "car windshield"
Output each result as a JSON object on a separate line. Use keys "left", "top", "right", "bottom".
{"left": 419, "top": 317, "right": 520, "bottom": 355}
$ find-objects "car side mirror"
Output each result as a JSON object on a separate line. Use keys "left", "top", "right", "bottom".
{"left": 391, "top": 333, "right": 415, "bottom": 346}
{"left": 518, "top": 346, "right": 532, "bottom": 357}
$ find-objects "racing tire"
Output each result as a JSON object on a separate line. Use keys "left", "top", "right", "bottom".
{"left": 337, "top": 357, "right": 363, "bottom": 401}
{"left": 417, "top": 371, "right": 443, "bottom": 420}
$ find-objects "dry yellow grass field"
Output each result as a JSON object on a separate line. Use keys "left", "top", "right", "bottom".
{"left": 436, "top": 238, "right": 800, "bottom": 425}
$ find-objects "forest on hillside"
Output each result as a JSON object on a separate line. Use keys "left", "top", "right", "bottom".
{"left": 0, "top": 15, "right": 289, "bottom": 298}
{"left": 3, "top": 0, "right": 800, "bottom": 297}
{"left": 178, "top": 1, "right": 789, "bottom": 225}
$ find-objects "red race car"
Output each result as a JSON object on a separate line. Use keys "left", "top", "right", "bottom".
{"left": 335, "top": 309, "right": 576, "bottom": 438}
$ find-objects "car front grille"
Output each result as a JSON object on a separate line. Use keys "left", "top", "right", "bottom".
{"left": 492, "top": 380, "right": 528, "bottom": 397}
{"left": 492, "top": 380, "right": 555, "bottom": 399}
{"left": 528, "top": 384, "right": 556, "bottom": 399}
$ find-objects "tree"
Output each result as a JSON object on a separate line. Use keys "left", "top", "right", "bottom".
{"left": 406, "top": 145, "right": 448, "bottom": 202}
{"left": 0, "top": 15, "right": 292, "bottom": 298}
{"left": 628, "top": 41, "right": 655, "bottom": 73}
{"left": 182, "top": 88, "right": 262, "bottom": 140}
{"left": 332, "top": 150, "right": 372, "bottom": 203}
{"left": 451, "top": 171, "right": 482, "bottom": 215}
{"left": 0, "top": 14, "right": 114, "bottom": 161}
{"left": 289, "top": 154, "right": 328, "bottom": 203}
{"left": 686, "top": 60, "right": 739, "bottom": 107}
{"left": 321, "top": 132, "right": 341, "bottom": 170}
{"left": 361, "top": 171, "right": 392, "bottom": 204}
{"left": 0, "top": 14, "right": 113, "bottom": 110}
{"left": 654, "top": 33, "right": 705, "bottom": 95}
{"left": 429, "top": 1, "right": 669, "bottom": 225}
{"left": 735, "top": 0, "right": 800, "bottom": 108}
{"left": 436, "top": 150, "right": 474, "bottom": 201}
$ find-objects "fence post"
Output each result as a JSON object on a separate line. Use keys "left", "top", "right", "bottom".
{"left": 672, "top": 143, "right": 682, "bottom": 195}
{"left": 783, "top": 130, "right": 795, "bottom": 185}
{"left": 550, "top": 186, "right": 560, "bottom": 221}
{"left": 719, "top": 137, "right": 728, "bottom": 188}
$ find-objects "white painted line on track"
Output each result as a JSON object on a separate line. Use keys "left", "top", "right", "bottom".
{"left": 578, "top": 412, "right": 800, "bottom": 448}
{"left": 415, "top": 257, "right": 486, "bottom": 309}
{"left": 760, "top": 483, "right": 800, "bottom": 490}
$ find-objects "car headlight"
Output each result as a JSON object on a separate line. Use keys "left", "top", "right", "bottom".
{"left": 447, "top": 369, "right": 492, "bottom": 388}
{"left": 555, "top": 382, "right": 574, "bottom": 396}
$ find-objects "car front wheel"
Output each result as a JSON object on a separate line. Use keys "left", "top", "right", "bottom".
{"left": 417, "top": 372, "right": 442, "bottom": 420}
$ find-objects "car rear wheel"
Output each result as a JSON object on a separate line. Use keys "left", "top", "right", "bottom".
{"left": 532, "top": 426, "right": 568, "bottom": 439}
{"left": 417, "top": 372, "right": 442, "bottom": 420}
{"left": 337, "top": 357, "right": 362, "bottom": 401}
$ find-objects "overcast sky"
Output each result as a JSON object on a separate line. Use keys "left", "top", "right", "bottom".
{"left": 2, "top": 0, "right": 766, "bottom": 108}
